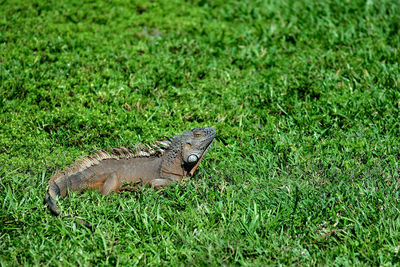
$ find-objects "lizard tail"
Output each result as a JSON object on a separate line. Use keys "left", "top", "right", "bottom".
{"left": 44, "top": 181, "right": 62, "bottom": 216}
{"left": 44, "top": 181, "right": 94, "bottom": 231}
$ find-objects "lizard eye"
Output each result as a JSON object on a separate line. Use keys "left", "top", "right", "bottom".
{"left": 187, "top": 154, "right": 198, "bottom": 163}
{"left": 193, "top": 132, "right": 202, "bottom": 137}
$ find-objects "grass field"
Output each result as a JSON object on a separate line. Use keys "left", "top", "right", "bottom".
{"left": 1, "top": 0, "right": 400, "bottom": 265}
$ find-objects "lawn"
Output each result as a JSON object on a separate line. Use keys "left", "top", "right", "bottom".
{"left": 0, "top": 0, "right": 399, "bottom": 265}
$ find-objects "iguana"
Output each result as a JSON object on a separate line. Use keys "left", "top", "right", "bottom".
{"left": 44, "top": 127, "right": 216, "bottom": 229}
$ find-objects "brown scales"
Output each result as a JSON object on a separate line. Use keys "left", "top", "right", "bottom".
{"left": 49, "top": 141, "right": 169, "bottom": 183}
{"left": 44, "top": 127, "right": 216, "bottom": 230}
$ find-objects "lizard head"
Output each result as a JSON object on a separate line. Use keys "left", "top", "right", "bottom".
{"left": 181, "top": 127, "right": 216, "bottom": 170}
{"left": 160, "top": 127, "right": 216, "bottom": 178}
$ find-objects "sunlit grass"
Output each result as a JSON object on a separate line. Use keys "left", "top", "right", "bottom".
{"left": 1, "top": 0, "right": 399, "bottom": 265}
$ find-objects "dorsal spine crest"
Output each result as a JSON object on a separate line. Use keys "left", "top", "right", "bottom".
{"left": 50, "top": 140, "right": 171, "bottom": 183}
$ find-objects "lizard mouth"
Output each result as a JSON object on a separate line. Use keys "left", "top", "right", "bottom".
{"left": 188, "top": 139, "right": 214, "bottom": 177}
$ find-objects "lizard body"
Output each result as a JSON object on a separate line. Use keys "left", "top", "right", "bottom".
{"left": 44, "top": 127, "right": 216, "bottom": 228}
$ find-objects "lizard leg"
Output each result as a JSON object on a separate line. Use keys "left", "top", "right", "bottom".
{"left": 101, "top": 173, "right": 120, "bottom": 195}
{"left": 119, "top": 186, "right": 139, "bottom": 192}
{"left": 149, "top": 178, "right": 174, "bottom": 190}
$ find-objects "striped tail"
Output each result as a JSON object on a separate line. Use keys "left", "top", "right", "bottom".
{"left": 44, "top": 181, "right": 94, "bottom": 231}
{"left": 44, "top": 181, "right": 61, "bottom": 216}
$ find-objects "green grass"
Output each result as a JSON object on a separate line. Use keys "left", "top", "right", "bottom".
{"left": 1, "top": 0, "right": 400, "bottom": 265}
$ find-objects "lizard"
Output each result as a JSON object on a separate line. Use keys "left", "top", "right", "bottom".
{"left": 44, "top": 127, "right": 216, "bottom": 229}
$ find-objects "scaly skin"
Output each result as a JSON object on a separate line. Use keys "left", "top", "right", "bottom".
{"left": 44, "top": 127, "right": 216, "bottom": 229}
